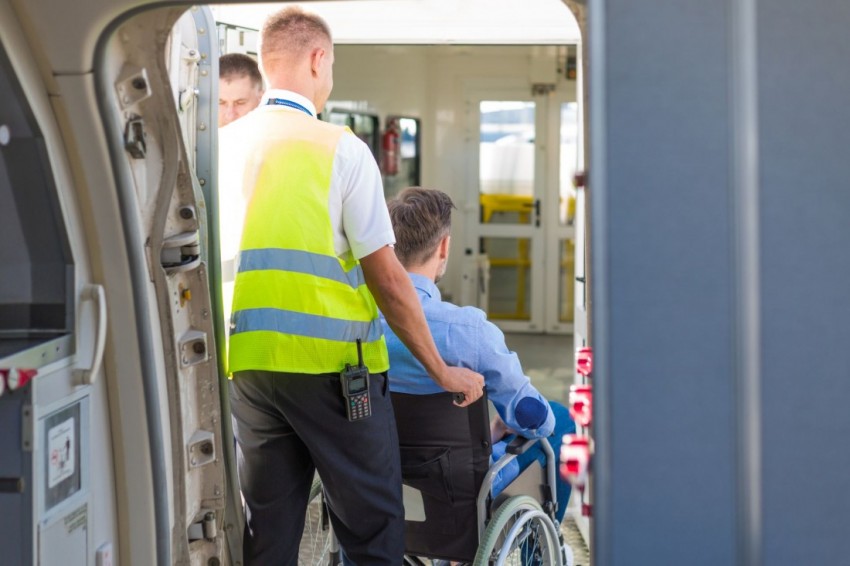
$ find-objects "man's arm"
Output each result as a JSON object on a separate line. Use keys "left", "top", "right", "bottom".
{"left": 469, "top": 314, "right": 554, "bottom": 437}
{"left": 360, "top": 246, "right": 484, "bottom": 406}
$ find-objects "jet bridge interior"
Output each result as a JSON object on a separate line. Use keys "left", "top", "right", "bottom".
{"left": 3, "top": 0, "right": 850, "bottom": 565}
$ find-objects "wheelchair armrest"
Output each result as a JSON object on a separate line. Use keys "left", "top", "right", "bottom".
{"left": 505, "top": 436, "right": 536, "bottom": 455}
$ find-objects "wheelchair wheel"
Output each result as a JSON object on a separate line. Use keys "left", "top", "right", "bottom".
{"left": 473, "top": 495, "right": 561, "bottom": 566}
{"left": 298, "top": 477, "right": 340, "bottom": 565}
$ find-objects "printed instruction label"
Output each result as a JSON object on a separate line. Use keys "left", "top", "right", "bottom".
{"left": 48, "top": 417, "right": 75, "bottom": 488}
{"left": 64, "top": 503, "right": 87, "bottom": 535}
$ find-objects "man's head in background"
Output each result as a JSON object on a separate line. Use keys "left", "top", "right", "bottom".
{"left": 218, "top": 53, "right": 264, "bottom": 127}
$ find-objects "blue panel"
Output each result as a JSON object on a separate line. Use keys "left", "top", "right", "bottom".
{"left": 0, "top": 398, "right": 30, "bottom": 566}
{"left": 758, "top": 2, "right": 850, "bottom": 564}
{"left": 593, "top": 1, "right": 737, "bottom": 563}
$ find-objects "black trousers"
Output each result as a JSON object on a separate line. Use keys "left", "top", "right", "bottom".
{"left": 230, "top": 370, "right": 404, "bottom": 565}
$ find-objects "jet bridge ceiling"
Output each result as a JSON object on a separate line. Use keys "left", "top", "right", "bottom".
{"left": 11, "top": 0, "right": 579, "bottom": 80}
{"left": 212, "top": 0, "right": 581, "bottom": 45}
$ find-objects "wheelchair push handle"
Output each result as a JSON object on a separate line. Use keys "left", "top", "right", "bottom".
{"left": 453, "top": 392, "right": 466, "bottom": 404}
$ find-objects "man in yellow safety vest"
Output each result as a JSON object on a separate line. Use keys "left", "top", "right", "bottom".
{"left": 221, "top": 6, "right": 484, "bottom": 565}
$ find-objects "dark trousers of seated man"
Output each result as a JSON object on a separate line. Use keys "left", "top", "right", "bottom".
{"left": 230, "top": 370, "right": 404, "bottom": 565}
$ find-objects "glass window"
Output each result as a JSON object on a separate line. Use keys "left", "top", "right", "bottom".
{"left": 326, "top": 109, "right": 380, "bottom": 158}
{"left": 479, "top": 101, "right": 536, "bottom": 225}
{"left": 481, "top": 236, "right": 532, "bottom": 321}
{"left": 559, "top": 102, "right": 579, "bottom": 226}
{"left": 0, "top": 46, "right": 74, "bottom": 364}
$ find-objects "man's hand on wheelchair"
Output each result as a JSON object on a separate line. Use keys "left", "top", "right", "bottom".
{"left": 434, "top": 366, "right": 484, "bottom": 407}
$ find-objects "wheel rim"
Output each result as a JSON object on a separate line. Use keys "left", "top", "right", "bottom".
{"left": 298, "top": 478, "right": 333, "bottom": 565}
{"left": 473, "top": 495, "right": 560, "bottom": 566}
{"left": 496, "top": 509, "right": 558, "bottom": 565}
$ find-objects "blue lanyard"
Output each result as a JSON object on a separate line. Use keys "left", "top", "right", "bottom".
{"left": 266, "top": 97, "right": 313, "bottom": 117}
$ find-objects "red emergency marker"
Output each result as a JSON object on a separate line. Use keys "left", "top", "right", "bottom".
{"left": 7, "top": 368, "right": 37, "bottom": 391}
{"left": 575, "top": 346, "right": 593, "bottom": 377}
{"left": 569, "top": 384, "right": 593, "bottom": 427}
{"left": 560, "top": 434, "right": 591, "bottom": 489}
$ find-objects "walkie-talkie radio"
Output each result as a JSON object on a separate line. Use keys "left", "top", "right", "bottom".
{"left": 341, "top": 339, "right": 371, "bottom": 421}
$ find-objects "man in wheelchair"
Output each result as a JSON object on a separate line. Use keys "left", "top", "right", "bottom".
{"left": 382, "top": 187, "right": 576, "bottom": 565}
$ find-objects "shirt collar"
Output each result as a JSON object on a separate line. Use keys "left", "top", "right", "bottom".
{"left": 408, "top": 272, "right": 441, "bottom": 300}
{"left": 259, "top": 89, "right": 317, "bottom": 118}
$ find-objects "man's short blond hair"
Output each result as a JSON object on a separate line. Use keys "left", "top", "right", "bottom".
{"left": 260, "top": 6, "right": 332, "bottom": 62}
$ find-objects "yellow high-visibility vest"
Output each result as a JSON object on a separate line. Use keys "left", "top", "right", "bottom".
{"left": 228, "top": 111, "right": 389, "bottom": 375}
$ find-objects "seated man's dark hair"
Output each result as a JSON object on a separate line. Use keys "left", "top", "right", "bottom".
{"left": 387, "top": 187, "right": 455, "bottom": 267}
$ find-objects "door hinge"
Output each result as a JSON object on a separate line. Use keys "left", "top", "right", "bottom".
{"left": 188, "top": 510, "right": 217, "bottom": 542}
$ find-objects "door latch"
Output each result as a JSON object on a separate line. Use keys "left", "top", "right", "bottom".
{"left": 124, "top": 117, "right": 146, "bottom": 159}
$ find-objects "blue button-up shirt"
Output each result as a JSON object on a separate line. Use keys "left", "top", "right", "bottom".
{"left": 381, "top": 273, "right": 555, "bottom": 493}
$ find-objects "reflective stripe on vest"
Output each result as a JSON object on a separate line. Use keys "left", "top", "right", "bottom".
{"left": 227, "top": 109, "right": 389, "bottom": 375}
{"left": 238, "top": 248, "right": 366, "bottom": 289}
{"left": 231, "top": 308, "right": 383, "bottom": 343}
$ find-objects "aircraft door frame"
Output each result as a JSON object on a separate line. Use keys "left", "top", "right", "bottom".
{"left": 185, "top": 6, "right": 244, "bottom": 561}
{"left": 542, "top": 90, "right": 579, "bottom": 335}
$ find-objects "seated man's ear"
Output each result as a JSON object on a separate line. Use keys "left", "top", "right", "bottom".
{"left": 439, "top": 235, "right": 451, "bottom": 260}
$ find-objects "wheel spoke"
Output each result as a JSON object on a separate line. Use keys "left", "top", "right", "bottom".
{"left": 299, "top": 477, "right": 334, "bottom": 565}
{"left": 473, "top": 495, "right": 560, "bottom": 566}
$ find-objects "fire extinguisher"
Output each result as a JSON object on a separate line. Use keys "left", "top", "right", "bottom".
{"left": 382, "top": 118, "right": 401, "bottom": 176}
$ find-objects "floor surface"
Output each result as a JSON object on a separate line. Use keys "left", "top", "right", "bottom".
{"left": 503, "top": 332, "right": 574, "bottom": 405}
{"left": 504, "top": 332, "right": 591, "bottom": 565}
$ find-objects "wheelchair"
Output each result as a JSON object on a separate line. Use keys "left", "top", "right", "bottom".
{"left": 298, "top": 391, "right": 572, "bottom": 565}
{"left": 298, "top": 475, "right": 340, "bottom": 565}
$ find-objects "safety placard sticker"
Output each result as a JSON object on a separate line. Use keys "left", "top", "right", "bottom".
{"left": 48, "top": 417, "right": 76, "bottom": 488}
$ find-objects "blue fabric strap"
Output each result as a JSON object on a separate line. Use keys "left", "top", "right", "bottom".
{"left": 266, "top": 97, "right": 313, "bottom": 116}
